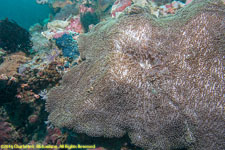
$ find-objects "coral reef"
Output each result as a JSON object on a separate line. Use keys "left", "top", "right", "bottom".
{"left": 152, "top": 0, "right": 186, "bottom": 6}
{"left": 0, "top": 114, "right": 19, "bottom": 144}
{"left": 42, "top": 18, "right": 82, "bottom": 39}
{"left": 80, "top": 12, "right": 100, "bottom": 32}
{"left": 18, "top": 48, "right": 60, "bottom": 73}
{"left": 0, "top": 56, "right": 64, "bottom": 145}
{"left": 0, "top": 52, "right": 30, "bottom": 77}
{"left": 97, "top": 0, "right": 115, "bottom": 12}
{"left": 16, "top": 61, "right": 63, "bottom": 103}
{"left": 66, "top": 16, "right": 83, "bottom": 33}
{"left": 46, "top": 0, "right": 225, "bottom": 149}
{"left": 0, "top": 19, "right": 32, "bottom": 54}
{"left": 158, "top": 1, "right": 185, "bottom": 15}
{"left": 0, "top": 74, "right": 19, "bottom": 105}
{"left": 54, "top": 4, "right": 79, "bottom": 20}
{"left": 30, "top": 32, "right": 52, "bottom": 53}
{"left": 51, "top": 0, "right": 74, "bottom": 9}
{"left": 43, "top": 126, "right": 67, "bottom": 145}
{"left": 41, "top": 19, "right": 70, "bottom": 40}
{"left": 111, "top": 0, "right": 132, "bottom": 18}
{"left": 47, "top": 20, "right": 70, "bottom": 31}
{"left": 130, "top": 0, "right": 186, "bottom": 18}
{"left": 55, "top": 33, "right": 79, "bottom": 58}
{"left": 79, "top": 4, "right": 95, "bottom": 13}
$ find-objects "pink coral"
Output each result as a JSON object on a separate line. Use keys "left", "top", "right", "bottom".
{"left": 66, "top": 16, "right": 83, "bottom": 33}
{"left": 43, "top": 127, "right": 64, "bottom": 145}
{"left": 53, "top": 31, "right": 68, "bottom": 39}
{"left": 185, "top": 0, "right": 193, "bottom": 5}
{"left": 111, "top": 0, "right": 132, "bottom": 18}
{"left": 52, "top": 16, "right": 83, "bottom": 38}
{"left": 28, "top": 114, "right": 39, "bottom": 124}
{"left": 79, "top": 4, "right": 95, "bottom": 13}
{"left": 0, "top": 120, "right": 18, "bottom": 144}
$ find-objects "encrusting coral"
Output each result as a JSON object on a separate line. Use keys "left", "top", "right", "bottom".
{"left": 46, "top": 0, "right": 225, "bottom": 149}
{"left": 0, "top": 52, "right": 30, "bottom": 77}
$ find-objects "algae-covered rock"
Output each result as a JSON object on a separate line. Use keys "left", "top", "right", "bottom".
{"left": 0, "top": 19, "right": 32, "bottom": 54}
{"left": 46, "top": 0, "right": 225, "bottom": 149}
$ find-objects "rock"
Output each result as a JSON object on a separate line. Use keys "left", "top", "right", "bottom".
{"left": 0, "top": 19, "right": 32, "bottom": 54}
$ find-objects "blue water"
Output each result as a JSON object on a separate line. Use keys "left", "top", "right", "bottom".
{"left": 0, "top": 0, "right": 51, "bottom": 29}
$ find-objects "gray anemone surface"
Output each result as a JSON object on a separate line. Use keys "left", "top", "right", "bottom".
{"left": 46, "top": 0, "right": 225, "bottom": 149}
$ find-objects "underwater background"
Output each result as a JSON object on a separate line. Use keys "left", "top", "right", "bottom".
{"left": 0, "top": 0, "right": 51, "bottom": 29}
{"left": 0, "top": 0, "right": 224, "bottom": 150}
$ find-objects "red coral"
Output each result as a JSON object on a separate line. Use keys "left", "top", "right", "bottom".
{"left": 111, "top": 0, "right": 132, "bottom": 18}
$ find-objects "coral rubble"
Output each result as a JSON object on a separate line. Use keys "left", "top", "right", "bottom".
{"left": 46, "top": 0, "right": 225, "bottom": 149}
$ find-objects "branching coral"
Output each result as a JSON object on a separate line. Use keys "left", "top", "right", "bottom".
{"left": 46, "top": 0, "right": 225, "bottom": 149}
